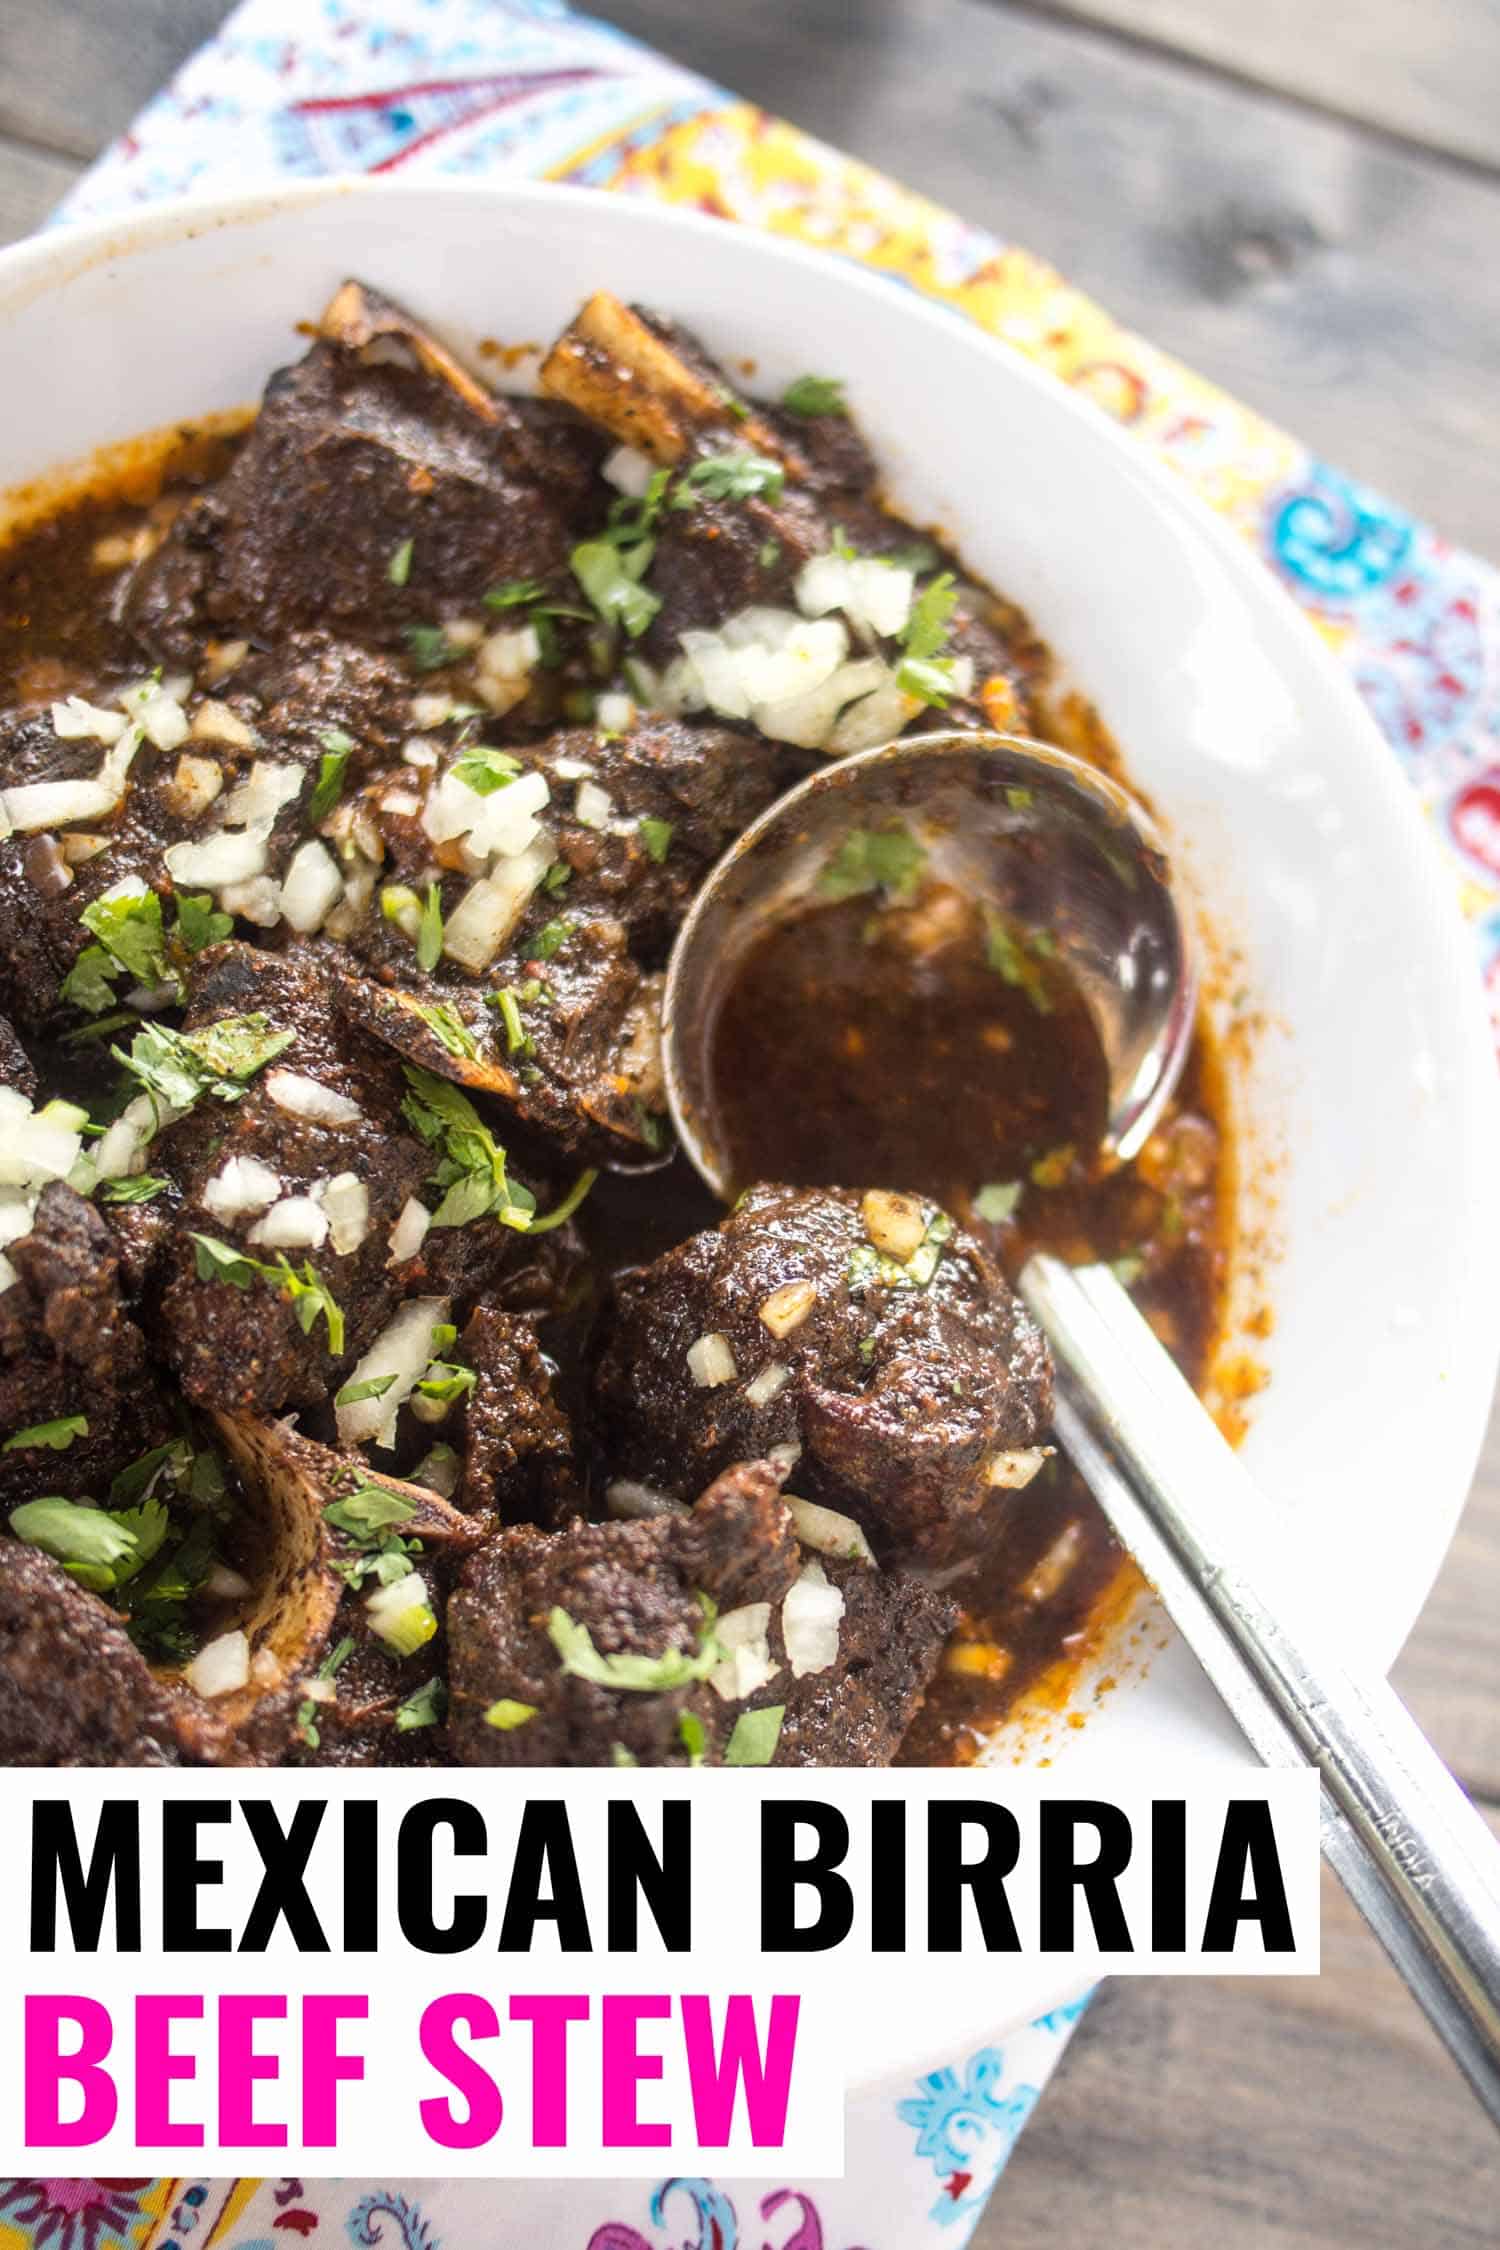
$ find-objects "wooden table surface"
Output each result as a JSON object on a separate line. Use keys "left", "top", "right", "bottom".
{"left": 2, "top": 1, "right": 1497, "bottom": 2239}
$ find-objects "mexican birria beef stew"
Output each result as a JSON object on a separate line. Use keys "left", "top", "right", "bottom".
{"left": 0, "top": 283, "right": 1229, "bottom": 1767}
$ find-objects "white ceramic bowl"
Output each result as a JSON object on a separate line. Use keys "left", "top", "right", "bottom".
{"left": 2, "top": 180, "right": 1496, "bottom": 2069}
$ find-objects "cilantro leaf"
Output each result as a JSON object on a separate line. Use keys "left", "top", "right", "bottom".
{"left": 973, "top": 1181, "right": 1022, "bottom": 1225}
{"left": 451, "top": 747, "right": 523, "bottom": 797}
{"left": 411, "top": 1000, "right": 478, "bottom": 1059}
{"left": 174, "top": 892, "right": 233, "bottom": 954}
{"left": 307, "top": 733, "right": 354, "bottom": 826}
{"left": 571, "top": 539, "right": 660, "bottom": 640}
{"left": 725, "top": 1705, "right": 785, "bottom": 1766}
{"left": 60, "top": 945, "right": 120, "bottom": 1015}
{"left": 80, "top": 885, "right": 170, "bottom": 991}
{"left": 396, "top": 1677, "right": 448, "bottom": 1732}
{"left": 113, "top": 1014, "right": 294, "bottom": 1116}
{"left": 675, "top": 452, "right": 785, "bottom": 505}
{"left": 484, "top": 578, "right": 548, "bottom": 610}
{"left": 818, "top": 822, "right": 926, "bottom": 904}
{"left": 98, "top": 1174, "right": 171, "bottom": 1205}
{"left": 324, "top": 1485, "right": 419, "bottom": 1543}
{"left": 416, "top": 882, "right": 445, "bottom": 974}
{"left": 639, "top": 817, "right": 673, "bottom": 865}
{"left": 485, "top": 1698, "right": 538, "bottom": 1731}
{"left": 2, "top": 1415, "right": 87, "bottom": 1453}
{"left": 188, "top": 1233, "right": 345, "bottom": 1355}
{"left": 404, "top": 625, "right": 459, "bottom": 673}
{"left": 548, "top": 1598, "right": 723, "bottom": 1692}
{"left": 781, "top": 375, "right": 848, "bottom": 417}
{"left": 388, "top": 537, "right": 414, "bottom": 588}
{"left": 530, "top": 917, "right": 574, "bottom": 961}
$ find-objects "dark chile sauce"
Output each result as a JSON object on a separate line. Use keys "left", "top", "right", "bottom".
{"left": 704, "top": 870, "right": 1229, "bottom": 1762}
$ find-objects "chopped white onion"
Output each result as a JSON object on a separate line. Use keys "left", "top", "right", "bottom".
{"left": 164, "top": 826, "right": 269, "bottom": 888}
{"left": 759, "top": 1279, "right": 816, "bottom": 1338}
{"left": 190, "top": 700, "right": 256, "bottom": 749}
{"left": 478, "top": 623, "right": 541, "bottom": 684}
{"left": 861, "top": 1188, "right": 929, "bottom": 1261}
{"left": 795, "top": 552, "right": 916, "bottom": 640}
{"left": 379, "top": 789, "right": 421, "bottom": 818}
{"left": 278, "top": 838, "right": 344, "bottom": 933}
{"left": 299, "top": 1673, "right": 336, "bottom": 1704}
{"left": 441, "top": 834, "right": 553, "bottom": 973}
{"left": 316, "top": 1171, "right": 370, "bottom": 1255}
{"left": 574, "top": 779, "right": 613, "bottom": 831}
{"left": 59, "top": 831, "right": 111, "bottom": 865}
{"left": 551, "top": 754, "right": 596, "bottom": 782}
{"left": 603, "top": 443, "right": 655, "bottom": 497}
{"left": 710, "top": 1602, "right": 779, "bottom": 1702}
{"left": 95, "top": 1090, "right": 184, "bottom": 1181}
{"left": 51, "top": 695, "right": 128, "bottom": 745}
{"left": 410, "top": 693, "right": 453, "bottom": 729}
{"left": 744, "top": 1360, "right": 791, "bottom": 1407}
{"left": 781, "top": 1559, "right": 845, "bottom": 1678}
{"left": 605, "top": 1478, "right": 688, "bottom": 1522}
{"left": 161, "top": 752, "right": 226, "bottom": 821}
{"left": 787, "top": 1495, "right": 877, "bottom": 1566}
{"left": 3, "top": 775, "right": 124, "bottom": 833}
{"left": 248, "top": 1194, "right": 330, "bottom": 1250}
{"left": 423, "top": 763, "right": 550, "bottom": 862}
{"left": 202, "top": 1154, "right": 283, "bottom": 1220}
{"left": 686, "top": 1332, "right": 737, "bottom": 1388}
{"left": 0, "top": 1096, "right": 89, "bottom": 1193}
{"left": 336, "top": 1294, "right": 450, "bottom": 1450}
{"left": 596, "top": 692, "right": 634, "bottom": 734}
{"left": 987, "top": 1446, "right": 1051, "bottom": 1491}
{"left": 365, "top": 1568, "right": 434, "bottom": 1645}
{"left": 185, "top": 1628, "right": 251, "bottom": 1699}
{"left": 826, "top": 676, "right": 918, "bottom": 755}
{"left": 217, "top": 873, "right": 282, "bottom": 927}
{"left": 265, "top": 1071, "right": 363, "bottom": 1128}
{"left": 221, "top": 759, "right": 304, "bottom": 827}
{"left": 205, "top": 1562, "right": 252, "bottom": 1601}
{"left": 387, "top": 1196, "right": 431, "bottom": 1265}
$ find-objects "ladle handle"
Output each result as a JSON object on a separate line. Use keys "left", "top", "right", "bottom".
{"left": 1020, "top": 1252, "right": 1500, "bottom": 2130}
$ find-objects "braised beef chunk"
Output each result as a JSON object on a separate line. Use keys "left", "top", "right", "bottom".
{"left": 156, "top": 942, "right": 435, "bottom": 1414}
{"left": 0, "top": 1182, "right": 173, "bottom": 1506}
{"left": 127, "top": 283, "right": 604, "bottom": 660}
{"left": 447, "top": 1460, "right": 798, "bottom": 1766}
{"left": 767, "top": 1559, "right": 957, "bottom": 1768}
{"left": 456, "top": 1306, "right": 582, "bottom": 1525}
{"left": 0, "top": 1012, "right": 34, "bottom": 1097}
{"left": 0, "top": 1542, "right": 226, "bottom": 1765}
{"left": 592, "top": 1185, "right": 1053, "bottom": 1571}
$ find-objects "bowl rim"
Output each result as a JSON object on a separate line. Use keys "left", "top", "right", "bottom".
{"left": 2, "top": 175, "right": 1498, "bottom": 2073}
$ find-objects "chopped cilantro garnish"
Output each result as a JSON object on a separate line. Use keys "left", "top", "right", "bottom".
{"left": 883, "top": 538, "right": 941, "bottom": 575}
{"left": 678, "top": 1710, "right": 707, "bottom": 1767}
{"left": 522, "top": 1165, "right": 598, "bottom": 1237}
{"left": 673, "top": 451, "right": 785, "bottom": 506}
{"left": 781, "top": 374, "right": 848, "bottom": 417}
{"left": 415, "top": 1359, "right": 477, "bottom": 1407}
{"left": 404, "top": 624, "right": 458, "bottom": 673}
{"left": 570, "top": 538, "right": 660, "bottom": 641}
{"left": 113, "top": 1014, "right": 294, "bottom": 1115}
{"left": 639, "top": 817, "right": 673, "bottom": 865}
{"left": 411, "top": 999, "right": 478, "bottom": 1059}
{"left": 725, "top": 1705, "right": 785, "bottom": 1767}
{"left": 452, "top": 746, "right": 523, "bottom": 796}
{"left": 484, "top": 577, "right": 548, "bottom": 610}
{"left": 3, "top": 1415, "right": 87, "bottom": 1453}
{"left": 485, "top": 1699, "right": 538, "bottom": 1731}
{"left": 396, "top": 1677, "right": 448, "bottom": 1732}
{"left": 1110, "top": 1251, "right": 1146, "bottom": 1289}
{"left": 79, "top": 886, "right": 170, "bottom": 992}
{"left": 324, "top": 1485, "right": 418, "bottom": 1543}
{"left": 896, "top": 572, "right": 961, "bottom": 705}
{"left": 1029, "top": 1144, "right": 1075, "bottom": 1190}
{"left": 334, "top": 1374, "right": 400, "bottom": 1408}
{"left": 492, "top": 986, "right": 533, "bottom": 1059}
{"left": 388, "top": 538, "right": 414, "bottom": 588}
{"left": 307, "top": 733, "right": 354, "bottom": 825}
{"left": 530, "top": 917, "right": 574, "bottom": 961}
{"left": 847, "top": 1207, "right": 954, "bottom": 1293}
{"left": 983, "top": 912, "right": 1054, "bottom": 1015}
{"left": 818, "top": 822, "right": 926, "bottom": 905}
{"left": 416, "top": 882, "right": 444, "bottom": 974}
{"left": 758, "top": 539, "right": 782, "bottom": 570}
{"left": 98, "top": 1174, "right": 171, "bottom": 1205}
{"left": 400, "top": 1063, "right": 595, "bottom": 1235}
{"left": 174, "top": 892, "right": 233, "bottom": 954}
{"left": 60, "top": 946, "right": 120, "bottom": 1015}
{"left": 973, "top": 1181, "right": 1022, "bottom": 1225}
{"left": 611, "top": 1742, "right": 639, "bottom": 1768}
{"left": 10, "top": 1493, "right": 167, "bottom": 1595}
{"left": 188, "top": 1233, "right": 345, "bottom": 1355}
{"left": 548, "top": 1597, "right": 723, "bottom": 1692}
{"left": 542, "top": 858, "right": 573, "bottom": 895}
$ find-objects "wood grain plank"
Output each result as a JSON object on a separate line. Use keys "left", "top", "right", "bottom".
{"left": 1393, "top": 1382, "right": 1500, "bottom": 1805}
{"left": 977, "top": 1808, "right": 1500, "bottom": 2245}
{"left": 0, "top": 0, "right": 231, "bottom": 161}
{"left": 590, "top": 0, "right": 1500, "bottom": 558}
{"left": 1018, "top": 0, "right": 1500, "bottom": 175}
{"left": 0, "top": 137, "right": 80, "bottom": 246}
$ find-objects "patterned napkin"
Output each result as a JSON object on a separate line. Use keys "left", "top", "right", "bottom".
{"left": 8, "top": 0, "right": 1494, "bottom": 2242}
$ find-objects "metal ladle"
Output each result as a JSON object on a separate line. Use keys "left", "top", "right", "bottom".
{"left": 661, "top": 726, "right": 1500, "bottom": 2129}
